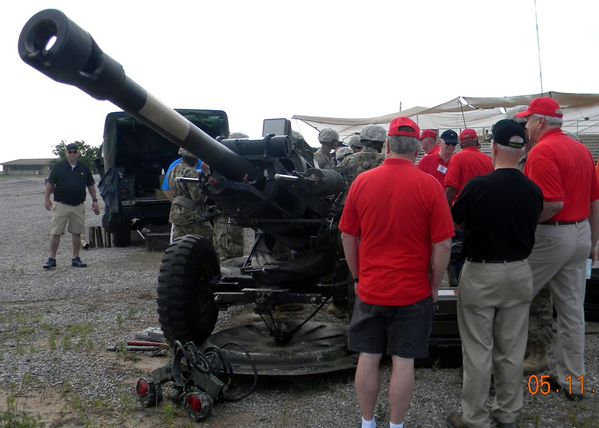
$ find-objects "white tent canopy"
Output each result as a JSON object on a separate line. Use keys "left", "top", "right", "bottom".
{"left": 292, "top": 91, "right": 599, "bottom": 140}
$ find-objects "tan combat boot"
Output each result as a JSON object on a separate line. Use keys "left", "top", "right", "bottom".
{"left": 523, "top": 342, "right": 549, "bottom": 374}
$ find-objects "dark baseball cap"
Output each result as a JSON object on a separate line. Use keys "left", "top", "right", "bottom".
{"left": 491, "top": 119, "right": 526, "bottom": 148}
{"left": 66, "top": 143, "right": 78, "bottom": 151}
{"left": 440, "top": 130, "right": 459, "bottom": 144}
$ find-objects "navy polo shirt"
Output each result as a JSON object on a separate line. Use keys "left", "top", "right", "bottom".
{"left": 47, "top": 160, "right": 95, "bottom": 206}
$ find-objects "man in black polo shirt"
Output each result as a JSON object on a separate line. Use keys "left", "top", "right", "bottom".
{"left": 446, "top": 120, "right": 543, "bottom": 428}
{"left": 43, "top": 143, "right": 99, "bottom": 269}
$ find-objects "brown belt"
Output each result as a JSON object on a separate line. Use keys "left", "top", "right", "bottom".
{"left": 540, "top": 219, "right": 587, "bottom": 226}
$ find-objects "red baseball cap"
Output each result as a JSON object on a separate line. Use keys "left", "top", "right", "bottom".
{"left": 388, "top": 117, "right": 420, "bottom": 138}
{"left": 458, "top": 129, "right": 478, "bottom": 142}
{"left": 515, "top": 97, "right": 563, "bottom": 118}
{"left": 420, "top": 129, "right": 437, "bottom": 140}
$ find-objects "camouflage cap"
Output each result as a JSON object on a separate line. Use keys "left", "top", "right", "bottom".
{"left": 360, "top": 125, "right": 387, "bottom": 143}
{"left": 229, "top": 132, "right": 249, "bottom": 138}
{"left": 318, "top": 128, "right": 339, "bottom": 143}
{"left": 348, "top": 135, "right": 363, "bottom": 148}
{"left": 178, "top": 147, "right": 198, "bottom": 159}
{"left": 291, "top": 130, "right": 305, "bottom": 142}
{"left": 336, "top": 147, "right": 354, "bottom": 163}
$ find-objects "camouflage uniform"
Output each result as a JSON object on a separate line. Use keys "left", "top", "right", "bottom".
{"left": 213, "top": 215, "right": 244, "bottom": 261}
{"left": 347, "top": 134, "right": 363, "bottom": 152}
{"left": 314, "top": 148, "right": 335, "bottom": 170}
{"left": 314, "top": 128, "right": 339, "bottom": 170}
{"left": 338, "top": 146, "right": 385, "bottom": 186}
{"left": 167, "top": 160, "right": 214, "bottom": 241}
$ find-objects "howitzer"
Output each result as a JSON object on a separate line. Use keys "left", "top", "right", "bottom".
{"left": 19, "top": 9, "right": 352, "bottom": 349}
{"left": 19, "top": 11, "right": 462, "bottom": 384}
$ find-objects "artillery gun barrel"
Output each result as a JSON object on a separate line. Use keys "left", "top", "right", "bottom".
{"left": 18, "top": 9, "right": 257, "bottom": 182}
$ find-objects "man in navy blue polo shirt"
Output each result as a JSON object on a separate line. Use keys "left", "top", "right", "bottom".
{"left": 43, "top": 143, "right": 99, "bottom": 269}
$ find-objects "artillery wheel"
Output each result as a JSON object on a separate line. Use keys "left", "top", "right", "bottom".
{"left": 157, "top": 235, "right": 220, "bottom": 345}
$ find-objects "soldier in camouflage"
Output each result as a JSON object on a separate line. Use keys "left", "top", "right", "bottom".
{"left": 212, "top": 132, "right": 247, "bottom": 260}
{"left": 348, "top": 134, "right": 363, "bottom": 153}
{"left": 507, "top": 105, "right": 553, "bottom": 374}
{"left": 338, "top": 125, "right": 387, "bottom": 186}
{"left": 314, "top": 128, "right": 339, "bottom": 170}
{"left": 167, "top": 148, "right": 214, "bottom": 242}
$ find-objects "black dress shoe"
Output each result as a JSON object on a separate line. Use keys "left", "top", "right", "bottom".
{"left": 71, "top": 257, "right": 87, "bottom": 267}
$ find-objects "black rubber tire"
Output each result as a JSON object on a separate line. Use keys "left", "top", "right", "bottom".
{"left": 157, "top": 235, "right": 220, "bottom": 346}
{"left": 112, "top": 221, "right": 131, "bottom": 247}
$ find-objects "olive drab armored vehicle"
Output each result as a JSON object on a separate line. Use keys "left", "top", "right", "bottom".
{"left": 98, "top": 109, "right": 229, "bottom": 246}
{"left": 19, "top": 9, "right": 461, "bottom": 372}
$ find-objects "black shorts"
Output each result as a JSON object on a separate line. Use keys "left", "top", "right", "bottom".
{"left": 348, "top": 296, "right": 434, "bottom": 358}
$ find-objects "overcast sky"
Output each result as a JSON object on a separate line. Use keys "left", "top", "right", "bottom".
{"left": 2, "top": 0, "right": 598, "bottom": 166}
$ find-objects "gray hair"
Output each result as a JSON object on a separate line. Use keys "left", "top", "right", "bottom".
{"left": 388, "top": 135, "right": 420, "bottom": 154}
{"left": 493, "top": 141, "right": 525, "bottom": 155}
{"left": 505, "top": 106, "right": 528, "bottom": 125}
{"left": 531, "top": 113, "right": 563, "bottom": 127}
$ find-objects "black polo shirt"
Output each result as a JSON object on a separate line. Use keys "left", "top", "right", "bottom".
{"left": 47, "top": 160, "right": 95, "bottom": 206}
{"left": 451, "top": 168, "right": 543, "bottom": 260}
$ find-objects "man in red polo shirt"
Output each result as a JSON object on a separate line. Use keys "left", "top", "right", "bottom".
{"left": 340, "top": 117, "right": 454, "bottom": 428}
{"left": 518, "top": 97, "right": 599, "bottom": 400}
{"left": 444, "top": 128, "right": 493, "bottom": 205}
{"left": 417, "top": 130, "right": 458, "bottom": 185}
{"left": 420, "top": 129, "right": 439, "bottom": 155}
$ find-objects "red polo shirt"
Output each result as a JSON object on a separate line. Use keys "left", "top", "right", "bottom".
{"left": 339, "top": 158, "right": 454, "bottom": 306}
{"left": 417, "top": 152, "right": 449, "bottom": 185}
{"left": 426, "top": 145, "right": 440, "bottom": 155}
{"left": 444, "top": 146, "right": 493, "bottom": 202}
{"left": 524, "top": 128, "right": 599, "bottom": 221}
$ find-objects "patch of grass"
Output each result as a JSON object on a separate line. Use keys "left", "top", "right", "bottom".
{"left": 0, "top": 393, "right": 46, "bottom": 428}
{"left": 127, "top": 306, "right": 137, "bottom": 320}
{"left": 161, "top": 403, "right": 177, "bottom": 427}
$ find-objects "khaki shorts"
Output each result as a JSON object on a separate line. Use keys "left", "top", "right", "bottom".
{"left": 50, "top": 202, "right": 85, "bottom": 235}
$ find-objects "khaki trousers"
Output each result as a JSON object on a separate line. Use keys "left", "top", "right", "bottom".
{"left": 458, "top": 260, "right": 532, "bottom": 428}
{"left": 527, "top": 221, "right": 590, "bottom": 392}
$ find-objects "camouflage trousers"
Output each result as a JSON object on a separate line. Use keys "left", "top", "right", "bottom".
{"left": 527, "top": 284, "right": 554, "bottom": 346}
{"left": 172, "top": 221, "right": 214, "bottom": 243}
{"left": 213, "top": 214, "right": 244, "bottom": 261}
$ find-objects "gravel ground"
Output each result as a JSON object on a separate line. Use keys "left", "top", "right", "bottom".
{"left": 0, "top": 175, "right": 598, "bottom": 428}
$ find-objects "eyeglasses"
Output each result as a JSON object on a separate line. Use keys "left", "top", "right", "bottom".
{"left": 67, "top": 150, "right": 78, "bottom": 154}
{"left": 446, "top": 142, "right": 458, "bottom": 146}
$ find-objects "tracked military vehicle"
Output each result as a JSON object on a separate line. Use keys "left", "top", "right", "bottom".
{"left": 19, "top": 9, "right": 461, "bottom": 374}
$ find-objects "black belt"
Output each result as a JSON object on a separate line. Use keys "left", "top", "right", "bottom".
{"left": 540, "top": 219, "right": 587, "bottom": 226}
{"left": 57, "top": 201, "right": 84, "bottom": 207}
{"left": 466, "top": 257, "right": 524, "bottom": 264}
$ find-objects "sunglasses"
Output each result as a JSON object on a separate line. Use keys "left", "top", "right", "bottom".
{"left": 67, "top": 150, "right": 78, "bottom": 154}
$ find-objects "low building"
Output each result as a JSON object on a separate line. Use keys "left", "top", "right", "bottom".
{"left": 0, "top": 158, "right": 55, "bottom": 175}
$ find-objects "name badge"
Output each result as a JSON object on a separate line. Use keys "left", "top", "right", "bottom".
{"left": 437, "top": 164, "right": 447, "bottom": 174}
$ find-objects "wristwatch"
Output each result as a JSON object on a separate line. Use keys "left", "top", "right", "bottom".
{"left": 92, "top": 199, "right": 98, "bottom": 202}
{"left": 353, "top": 278, "right": 359, "bottom": 283}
